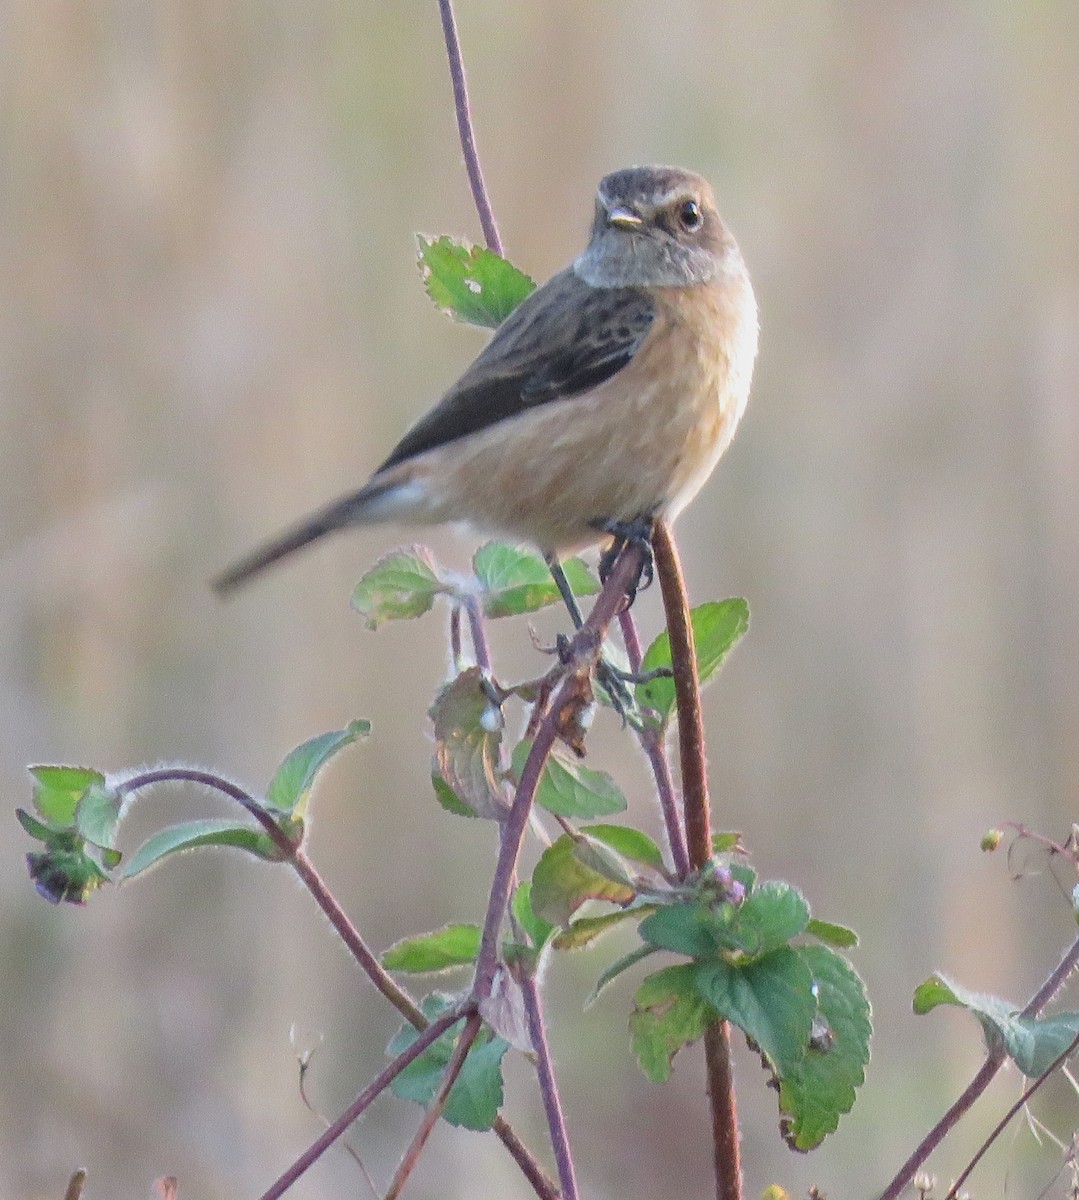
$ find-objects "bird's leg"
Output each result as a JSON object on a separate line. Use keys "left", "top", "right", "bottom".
{"left": 545, "top": 547, "right": 670, "bottom": 716}
{"left": 595, "top": 515, "right": 656, "bottom": 602}
{"left": 545, "top": 553, "right": 635, "bottom": 715}
{"left": 592, "top": 518, "right": 674, "bottom": 688}
{"left": 545, "top": 555, "right": 586, "bottom": 630}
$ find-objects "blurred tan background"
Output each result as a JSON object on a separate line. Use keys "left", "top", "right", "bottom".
{"left": 3, "top": 3, "right": 1079, "bottom": 1197}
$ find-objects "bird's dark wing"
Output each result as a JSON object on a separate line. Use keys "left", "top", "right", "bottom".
{"left": 378, "top": 268, "right": 655, "bottom": 470}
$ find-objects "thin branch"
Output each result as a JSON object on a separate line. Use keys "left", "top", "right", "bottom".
{"left": 290, "top": 848, "right": 428, "bottom": 1027}
{"left": 384, "top": 1012, "right": 485, "bottom": 1200}
{"left": 464, "top": 593, "right": 493, "bottom": 672}
{"left": 878, "top": 929, "right": 1079, "bottom": 1199}
{"left": 115, "top": 768, "right": 297, "bottom": 857}
{"left": 473, "top": 543, "right": 646, "bottom": 999}
{"left": 436, "top": 0, "right": 502, "bottom": 255}
{"left": 522, "top": 974, "right": 579, "bottom": 1200}
{"left": 492, "top": 1117, "right": 562, "bottom": 1200}
{"left": 945, "top": 1028, "right": 1079, "bottom": 1200}
{"left": 618, "top": 607, "right": 691, "bottom": 878}
{"left": 652, "top": 520, "right": 742, "bottom": 1200}
{"left": 118, "top": 768, "right": 429, "bottom": 1028}
{"left": 257, "top": 1001, "right": 472, "bottom": 1200}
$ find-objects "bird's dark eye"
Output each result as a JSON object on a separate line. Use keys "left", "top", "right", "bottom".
{"left": 677, "top": 199, "right": 703, "bottom": 231}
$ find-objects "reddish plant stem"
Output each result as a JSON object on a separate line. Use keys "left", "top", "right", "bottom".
{"left": 384, "top": 1011, "right": 485, "bottom": 1200}
{"left": 651, "top": 521, "right": 742, "bottom": 1200}
{"left": 522, "top": 974, "right": 580, "bottom": 1200}
{"left": 119, "top": 769, "right": 428, "bottom": 1027}
{"left": 651, "top": 524, "right": 712, "bottom": 865}
{"left": 116, "top": 768, "right": 294, "bottom": 853}
{"left": 290, "top": 848, "right": 427, "bottom": 1026}
{"left": 618, "top": 607, "right": 691, "bottom": 878}
{"left": 473, "top": 543, "right": 645, "bottom": 998}
{"left": 257, "top": 1002, "right": 471, "bottom": 1200}
{"left": 436, "top": 0, "right": 502, "bottom": 255}
{"left": 492, "top": 1118, "right": 561, "bottom": 1200}
{"left": 878, "top": 928, "right": 1079, "bottom": 1199}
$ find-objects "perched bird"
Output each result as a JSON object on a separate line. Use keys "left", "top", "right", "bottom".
{"left": 213, "top": 165, "right": 758, "bottom": 596}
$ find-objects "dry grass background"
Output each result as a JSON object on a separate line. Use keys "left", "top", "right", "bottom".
{"left": 2, "top": 3, "right": 1079, "bottom": 1197}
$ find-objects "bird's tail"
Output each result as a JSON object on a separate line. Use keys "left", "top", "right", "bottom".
{"left": 212, "top": 477, "right": 400, "bottom": 595}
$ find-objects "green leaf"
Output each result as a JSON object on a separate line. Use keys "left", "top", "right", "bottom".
{"left": 571, "top": 835, "right": 636, "bottom": 888}
{"left": 472, "top": 542, "right": 598, "bottom": 618}
{"left": 583, "top": 824, "right": 666, "bottom": 872}
{"left": 631, "top": 964, "right": 714, "bottom": 1083}
{"left": 711, "top": 831, "right": 744, "bottom": 855}
{"left": 636, "top": 599, "right": 749, "bottom": 719}
{"left": 431, "top": 772, "right": 477, "bottom": 818}
{"left": 418, "top": 236, "right": 536, "bottom": 328}
{"left": 1015, "top": 1013, "right": 1079, "bottom": 1077}
{"left": 778, "top": 944, "right": 872, "bottom": 1149}
{"left": 511, "top": 882, "right": 554, "bottom": 950}
{"left": 430, "top": 667, "right": 506, "bottom": 819}
{"left": 265, "top": 720, "right": 370, "bottom": 818}
{"left": 382, "top": 924, "right": 482, "bottom": 973}
{"left": 555, "top": 905, "right": 656, "bottom": 950}
{"left": 116, "top": 818, "right": 284, "bottom": 880}
{"left": 74, "top": 781, "right": 122, "bottom": 852}
{"left": 511, "top": 740, "right": 627, "bottom": 818}
{"left": 351, "top": 546, "right": 446, "bottom": 629}
{"left": 806, "top": 917, "right": 859, "bottom": 949}
{"left": 729, "top": 861, "right": 758, "bottom": 893}
{"left": 28, "top": 765, "right": 106, "bottom": 827}
{"left": 914, "top": 973, "right": 1079, "bottom": 1078}
{"left": 388, "top": 995, "right": 509, "bottom": 1130}
{"left": 639, "top": 901, "right": 738, "bottom": 958}
{"left": 694, "top": 948, "right": 816, "bottom": 1073}
{"left": 734, "top": 881, "right": 810, "bottom": 957}
{"left": 16, "top": 807, "right": 55, "bottom": 842}
{"left": 530, "top": 831, "right": 636, "bottom": 926}
{"left": 912, "top": 973, "right": 968, "bottom": 1015}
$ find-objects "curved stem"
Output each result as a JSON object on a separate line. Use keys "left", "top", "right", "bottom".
{"left": 116, "top": 768, "right": 295, "bottom": 856}
{"left": 436, "top": 0, "right": 502, "bottom": 255}
{"left": 651, "top": 521, "right": 742, "bottom": 1200}
{"left": 117, "top": 768, "right": 429, "bottom": 1027}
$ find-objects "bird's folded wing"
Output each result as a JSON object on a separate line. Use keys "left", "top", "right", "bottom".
{"left": 378, "top": 268, "right": 656, "bottom": 471}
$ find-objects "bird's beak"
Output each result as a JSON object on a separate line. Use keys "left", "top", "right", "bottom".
{"left": 606, "top": 206, "right": 644, "bottom": 230}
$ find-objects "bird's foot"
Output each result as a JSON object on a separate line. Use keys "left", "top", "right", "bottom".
{"left": 594, "top": 515, "right": 656, "bottom": 607}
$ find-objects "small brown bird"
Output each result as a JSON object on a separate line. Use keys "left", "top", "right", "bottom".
{"left": 213, "top": 166, "right": 758, "bottom": 595}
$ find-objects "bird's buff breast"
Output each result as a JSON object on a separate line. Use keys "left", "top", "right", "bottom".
{"left": 402, "top": 278, "right": 757, "bottom": 554}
